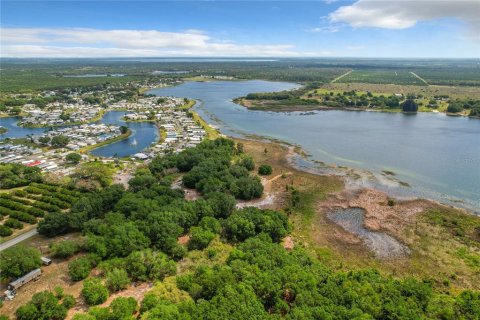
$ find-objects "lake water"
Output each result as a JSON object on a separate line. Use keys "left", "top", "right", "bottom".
{"left": 149, "top": 80, "right": 480, "bottom": 211}
{"left": 0, "top": 111, "right": 158, "bottom": 158}
{"left": 327, "top": 207, "right": 410, "bottom": 258}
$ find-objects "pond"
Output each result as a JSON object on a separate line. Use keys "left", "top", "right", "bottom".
{"left": 0, "top": 111, "right": 158, "bottom": 158}
{"left": 149, "top": 80, "right": 480, "bottom": 211}
{"left": 327, "top": 207, "right": 410, "bottom": 259}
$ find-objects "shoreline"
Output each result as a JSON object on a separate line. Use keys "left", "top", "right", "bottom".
{"left": 236, "top": 98, "right": 478, "bottom": 118}
{"left": 80, "top": 129, "right": 132, "bottom": 154}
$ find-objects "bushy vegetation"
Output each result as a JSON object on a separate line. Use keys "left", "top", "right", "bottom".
{"left": 0, "top": 163, "right": 42, "bottom": 189}
{"left": 258, "top": 164, "right": 273, "bottom": 175}
{"left": 149, "top": 138, "right": 263, "bottom": 200}
{"left": 15, "top": 289, "right": 75, "bottom": 320}
{"left": 0, "top": 246, "right": 41, "bottom": 280}
{"left": 5, "top": 138, "right": 480, "bottom": 319}
{"left": 82, "top": 278, "right": 109, "bottom": 306}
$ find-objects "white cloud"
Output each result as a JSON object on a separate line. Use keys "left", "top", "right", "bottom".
{"left": 0, "top": 27, "right": 328, "bottom": 57}
{"left": 330, "top": 0, "right": 480, "bottom": 41}
{"left": 307, "top": 25, "right": 340, "bottom": 33}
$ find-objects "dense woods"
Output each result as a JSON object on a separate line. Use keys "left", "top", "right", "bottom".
{"left": 1, "top": 138, "right": 478, "bottom": 319}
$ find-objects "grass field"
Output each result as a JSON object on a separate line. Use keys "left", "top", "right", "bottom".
{"left": 338, "top": 69, "right": 427, "bottom": 86}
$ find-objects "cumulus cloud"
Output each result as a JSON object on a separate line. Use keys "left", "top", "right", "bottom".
{"left": 0, "top": 27, "right": 322, "bottom": 57}
{"left": 330, "top": 0, "right": 480, "bottom": 41}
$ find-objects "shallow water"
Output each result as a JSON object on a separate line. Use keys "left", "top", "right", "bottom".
{"left": 149, "top": 80, "right": 480, "bottom": 211}
{"left": 327, "top": 207, "right": 410, "bottom": 259}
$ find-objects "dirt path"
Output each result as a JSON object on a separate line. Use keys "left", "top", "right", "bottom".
{"left": 236, "top": 172, "right": 292, "bottom": 209}
{"left": 410, "top": 71, "right": 429, "bottom": 85}
{"left": 331, "top": 70, "right": 353, "bottom": 83}
{"left": 113, "top": 168, "right": 133, "bottom": 188}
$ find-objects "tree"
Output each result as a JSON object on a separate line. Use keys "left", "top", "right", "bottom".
{"left": 38, "top": 136, "right": 51, "bottom": 145}
{"left": 51, "top": 135, "right": 70, "bottom": 148}
{"left": 188, "top": 227, "right": 216, "bottom": 250}
{"left": 82, "top": 278, "right": 109, "bottom": 306}
{"left": 15, "top": 290, "right": 72, "bottom": 320}
{"left": 50, "top": 240, "right": 79, "bottom": 258}
{"left": 0, "top": 225, "right": 13, "bottom": 237}
{"left": 205, "top": 192, "right": 236, "bottom": 219}
{"left": 232, "top": 176, "right": 263, "bottom": 200}
{"left": 38, "top": 212, "right": 71, "bottom": 237}
{"left": 447, "top": 102, "right": 464, "bottom": 113}
{"left": 402, "top": 98, "right": 418, "bottom": 112}
{"left": 0, "top": 246, "right": 41, "bottom": 280}
{"left": 66, "top": 153, "right": 82, "bottom": 164}
{"left": 224, "top": 208, "right": 290, "bottom": 243}
{"left": 119, "top": 125, "right": 129, "bottom": 134}
{"left": 68, "top": 256, "right": 93, "bottom": 281}
{"left": 238, "top": 156, "right": 255, "bottom": 171}
{"left": 105, "top": 268, "right": 130, "bottom": 292}
{"left": 258, "top": 164, "right": 272, "bottom": 175}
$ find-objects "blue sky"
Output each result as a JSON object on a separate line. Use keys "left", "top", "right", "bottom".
{"left": 1, "top": 1, "right": 479, "bottom": 58}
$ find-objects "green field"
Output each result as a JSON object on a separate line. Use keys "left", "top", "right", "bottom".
{"left": 338, "top": 69, "right": 427, "bottom": 86}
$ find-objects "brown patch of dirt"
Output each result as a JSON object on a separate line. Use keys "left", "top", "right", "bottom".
{"left": 1, "top": 258, "right": 85, "bottom": 319}
{"left": 178, "top": 235, "right": 190, "bottom": 245}
{"left": 283, "top": 236, "right": 295, "bottom": 250}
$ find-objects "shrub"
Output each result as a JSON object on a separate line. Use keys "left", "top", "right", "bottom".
{"left": 0, "top": 246, "right": 41, "bottom": 280}
{"left": 258, "top": 164, "right": 272, "bottom": 175}
{"left": 38, "top": 212, "right": 70, "bottom": 237}
{"left": 105, "top": 268, "right": 130, "bottom": 292}
{"left": 15, "top": 290, "right": 71, "bottom": 320}
{"left": 50, "top": 240, "right": 79, "bottom": 259}
{"left": 82, "top": 278, "right": 109, "bottom": 306}
{"left": 4, "top": 218, "right": 23, "bottom": 229}
{"left": 66, "top": 153, "right": 82, "bottom": 164}
{"left": 0, "top": 225, "right": 13, "bottom": 237}
{"left": 188, "top": 227, "right": 216, "bottom": 251}
{"left": 68, "top": 256, "right": 93, "bottom": 281}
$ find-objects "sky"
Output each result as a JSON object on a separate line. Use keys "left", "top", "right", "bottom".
{"left": 1, "top": 0, "right": 479, "bottom": 58}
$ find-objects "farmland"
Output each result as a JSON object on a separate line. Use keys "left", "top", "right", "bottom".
{"left": 0, "top": 182, "right": 82, "bottom": 240}
{"left": 337, "top": 69, "right": 427, "bottom": 86}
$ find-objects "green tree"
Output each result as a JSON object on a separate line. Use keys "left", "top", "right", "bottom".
{"left": 0, "top": 246, "right": 41, "bottom": 280}
{"left": 258, "top": 164, "right": 272, "bottom": 175}
{"left": 68, "top": 256, "right": 93, "bottom": 281}
{"left": 66, "top": 153, "right": 82, "bottom": 164}
{"left": 15, "top": 290, "right": 72, "bottom": 320}
{"left": 82, "top": 278, "right": 109, "bottom": 306}
{"left": 38, "top": 212, "right": 71, "bottom": 237}
{"left": 402, "top": 98, "right": 418, "bottom": 112}
{"left": 119, "top": 125, "right": 129, "bottom": 134}
{"left": 51, "top": 135, "right": 70, "bottom": 148}
{"left": 50, "top": 240, "right": 79, "bottom": 258}
{"left": 188, "top": 227, "right": 216, "bottom": 250}
{"left": 38, "top": 136, "right": 51, "bottom": 145}
{"left": 105, "top": 268, "right": 130, "bottom": 292}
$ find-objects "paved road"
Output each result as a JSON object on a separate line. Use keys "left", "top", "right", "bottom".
{"left": 0, "top": 229, "right": 38, "bottom": 252}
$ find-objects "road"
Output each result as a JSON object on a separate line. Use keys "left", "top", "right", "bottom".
{"left": 410, "top": 72, "right": 429, "bottom": 85}
{"left": 331, "top": 70, "right": 353, "bottom": 83}
{"left": 0, "top": 228, "right": 38, "bottom": 252}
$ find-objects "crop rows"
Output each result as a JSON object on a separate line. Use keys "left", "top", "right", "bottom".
{"left": 0, "top": 183, "right": 81, "bottom": 237}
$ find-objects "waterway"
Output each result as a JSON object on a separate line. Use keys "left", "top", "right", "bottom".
{"left": 149, "top": 80, "right": 480, "bottom": 211}
{"left": 0, "top": 111, "right": 158, "bottom": 158}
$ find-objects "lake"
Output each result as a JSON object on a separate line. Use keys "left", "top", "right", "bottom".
{"left": 149, "top": 80, "right": 480, "bottom": 211}
{"left": 0, "top": 111, "right": 158, "bottom": 158}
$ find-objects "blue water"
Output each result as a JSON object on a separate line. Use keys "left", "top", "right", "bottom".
{"left": 90, "top": 111, "right": 158, "bottom": 158}
{"left": 0, "top": 111, "right": 158, "bottom": 158}
{"left": 149, "top": 80, "right": 480, "bottom": 211}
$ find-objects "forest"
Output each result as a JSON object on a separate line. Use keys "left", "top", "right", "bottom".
{"left": 1, "top": 138, "right": 479, "bottom": 320}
